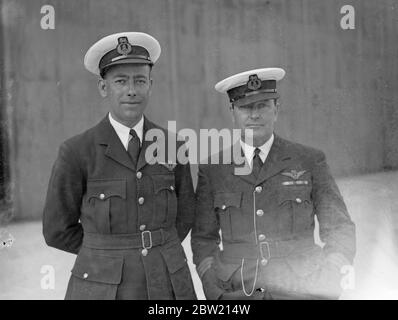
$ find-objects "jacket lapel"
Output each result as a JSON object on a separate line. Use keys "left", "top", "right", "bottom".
{"left": 230, "top": 142, "right": 258, "bottom": 185}
{"left": 95, "top": 115, "right": 136, "bottom": 171}
{"left": 136, "top": 117, "right": 158, "bottom": 171}
{"left": 255, "top": 135, "right": 294, "bottom": 185}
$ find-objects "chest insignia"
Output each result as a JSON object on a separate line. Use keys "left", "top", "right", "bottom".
{"left": 281, "top": 169, "right": 306, "bottom": 180}
{"left": 159, "top": 162, "right": 177, "bottom": 171}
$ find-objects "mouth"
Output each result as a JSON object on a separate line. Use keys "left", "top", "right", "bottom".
{"left": 121, "top": 101, "right": 141, "bottom": 105}
{"left": 246, "top": 124, "right": 264, "bottom": 128}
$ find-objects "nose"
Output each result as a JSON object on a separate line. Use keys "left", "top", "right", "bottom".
{"left": 127, "top": 80, "right": 137, "bottom": 96}
{"left": 250, "top": 107, "right": 261, "bottom": 119}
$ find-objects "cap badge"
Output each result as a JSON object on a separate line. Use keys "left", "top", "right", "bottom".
{"left": 116, "top": 37, "right": 133, "bottom": 56}
{"left": 247, "top": 74, "right": 262, "bottom": 91}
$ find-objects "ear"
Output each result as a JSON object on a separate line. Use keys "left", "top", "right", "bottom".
{"left": 230, "top": 105, "right": 235, "bottom": 123}
{"left": 275, "top": 99, "right": 281, "bottom": 110}
{"left": 148, "top": 78, "right": 153, "bottom": 96}
{"left": 98, "top": 78, "right": 107, "bottom": 98}
{"left": 274, "top": 99, "right": 280, "bottom": 120}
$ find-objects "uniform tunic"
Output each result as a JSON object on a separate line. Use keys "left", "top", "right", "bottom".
{"left": 43, "top": 115, "right": 197, "bottom": 300}
{"left": 192, "top": 135, "right": 356, "bottom": 299}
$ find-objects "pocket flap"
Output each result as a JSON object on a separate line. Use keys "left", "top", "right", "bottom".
{"left": 160, "top": 244, "right": 188, "bottom": 274}
{"left": 214, "top": 192, "right": 242, "bottom": 209}
{"left": 278, "top": 189, "right": 311, "bottom": 205}
{"left": 71, "top": 252, "right": 124, "bottom": 284}
{"left": 152, "top": 174, "right": 176, "bottom": 194}
{"left": 86, "top": 179, "right": 126, "bottom": 201}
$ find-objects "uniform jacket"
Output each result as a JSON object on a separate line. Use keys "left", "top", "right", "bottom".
{"left": 191, "top": 135, "right": 356, "bottom": 300}
{"left": 43, "top": 115, "right": 197, "bottom": 300}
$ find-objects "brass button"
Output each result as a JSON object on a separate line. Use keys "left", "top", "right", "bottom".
{"left": 255, "top": 186, "right": 263, "bottom": 193}
{"left": 258, "top": 234, "right": 266, "bottom": 241}
{"left": 221, "top": 205, "right": 227, "bottom": 210}
{"left": 83, "top": 273, "right": 88, "bottom": 279}
{"left": 261, "top": 258, "right": 268, "bottom": 266}
{"left": 136, "top": 171, "right": 142, "bottom": 179}
{"left": 256, "top": 209, "right": 264, "bottom": 217}
{"left": 296, "top": 198, "right": 302, "bottom": 204}
{"left": 99, "top": 193, "right": 105, "bottom": 200}
{"left": 170, "top": 185, "right": 175, "bottom": 191}
{"left": 139, "top": 224, "right": 146, "bottom": 231}
{"left": 138, "top": 197, "right": 145, "bottom": 205}
{"left": 142, "top": 248, "right": 148, "bottom": 256}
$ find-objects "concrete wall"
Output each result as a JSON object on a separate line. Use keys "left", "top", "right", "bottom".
{"left": 1, "top": 0, "right": 398, "bottom": 220}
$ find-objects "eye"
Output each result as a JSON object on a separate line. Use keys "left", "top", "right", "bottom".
{"left": 256, "top": 102, "right": 267, "bottom": 109}
{"left": 115, "top": 79, "right": 126, "bottom": 84}
{"left": 135, "top": 79, "right": 147, "bottom": 85}
{"left": 238, "top": 105, "right": 252, "bottom": 112}
{"left": 254, "top": 101, "right": 273, "bottom": 110}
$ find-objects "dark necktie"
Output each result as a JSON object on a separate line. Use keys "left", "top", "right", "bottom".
{"left": 252, "top": 148, "right": 263, "bottom": 177}
{"left": 128, "top": 129, "right": 140, "bottom": 167}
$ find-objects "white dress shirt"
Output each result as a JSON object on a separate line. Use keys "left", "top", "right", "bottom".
{"left": 108, "top": 113, "right": 144, "bottom": 151}
{"left": 240, "top": 134, "right": 274, "bottom": 167}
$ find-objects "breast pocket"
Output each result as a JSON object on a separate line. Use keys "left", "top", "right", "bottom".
{"left": 86, "top": 179, "right": 126, "bottom": 234}
{"left": 152, "top": 174, "right": 177, "bottom": 225}
{"left": 214, "top": 192, "right": 242, "bottom": 241}
{"left": 278, "top": 188, "right": 313, "bottom": 234}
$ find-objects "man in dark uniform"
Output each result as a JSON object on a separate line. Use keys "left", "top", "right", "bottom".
{"left": 191, "top": 68, "right": 356, "bottom": 300}
{"left": 43, "top": 32, "right": 197, "bottom": 300}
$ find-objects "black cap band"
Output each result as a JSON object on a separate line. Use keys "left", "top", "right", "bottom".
{"left": 227, "top": 76, "right": 277, "bottom": 103}
{"left": 99, "top": 45, "right": 152, "bottom": 70}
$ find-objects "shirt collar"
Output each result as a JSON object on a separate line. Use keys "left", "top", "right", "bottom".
{"left": 108, "top": 113, "right": 144, "bottom": 150}
{"left": 240, "top": 133, "right": 274, "bottom": 166}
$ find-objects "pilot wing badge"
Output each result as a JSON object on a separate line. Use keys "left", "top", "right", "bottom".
{"left": 281, "top": 169, "right": 306, "bottom": 180}
{"left": 159, "top": 161, "right": 177, "bottom": 171}
{"left": 281, "top": 170, "right": 308, "bottom": 186}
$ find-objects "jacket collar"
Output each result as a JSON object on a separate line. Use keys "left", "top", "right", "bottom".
{"left": 94, "top": 115, "right": 159, "bottom": 172}
{"left": 231, "top": 135, "right": 294, "bottom": 185}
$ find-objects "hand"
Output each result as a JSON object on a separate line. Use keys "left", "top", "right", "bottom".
{"left": 311, "top": 261, "right": 343, "bottom": 299}
{"left": 201, "top": 267, "right": 225, "bottom": 300}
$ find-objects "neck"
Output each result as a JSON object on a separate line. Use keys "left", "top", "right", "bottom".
{"left": 242, "top": 134, "right": 273, "bottom": 147}
{"left": 110, "top": 112, "right": 143, "bottom": 128}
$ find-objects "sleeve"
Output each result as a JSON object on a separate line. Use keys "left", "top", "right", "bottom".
{"left": 191, "top": 164, "right": 221, "bottom": 273}
{"left": 42, "top": 141, "right": 84, "bottom": 254}
{"left": 311, "top": 150, "right": 356, "bottom": 267}
{"left": 174, "top": 156, "right": 196, "bottom": 242}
